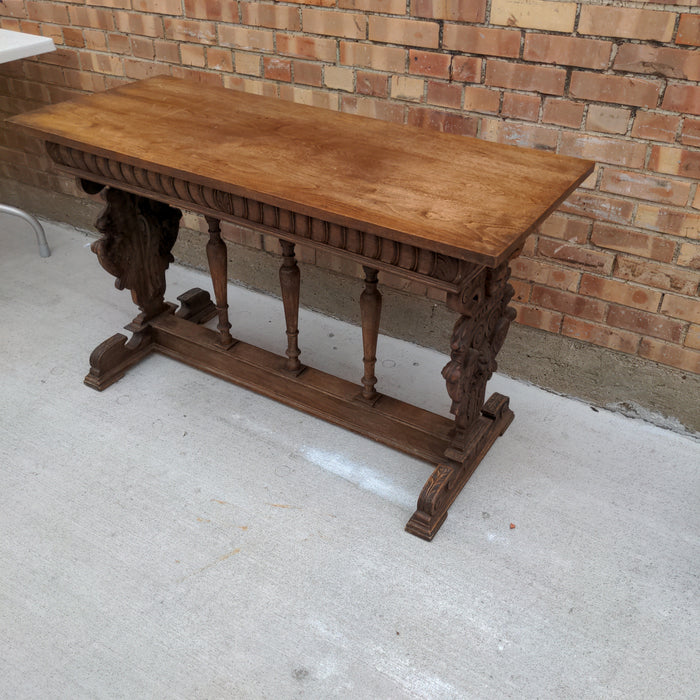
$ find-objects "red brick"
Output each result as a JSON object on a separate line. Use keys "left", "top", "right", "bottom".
{"left": 184, "top": 0, "right": 238, "bottom": 21}
{"left": 242, "top": 3, "right": 301, "bottom": 31}
{"left": 409, "top": 50, "right": 450, "bottom": 78}
{"left": 463, "top": 86, "right": 500, "bottom": 114}
{"left": 356, "top": 70, "right": 388, "bottom": 96}
{"left": 411, "top": 0, "right": 487, "bottom": 22}
{"left": 512, "top": 303, "right": 562, "bottom": 333}
{"left": 491, "top": 0, "right": 576, "bottom": 33}
{"left": 40, "top": 48, "right": 81, "bottom": 71}
{"left": 407, "top": 107, "right": 478, "bottom": 137}
{"left": 133, "top": 0, "right": 181, "bottom": 14}
{"left": 486, "top": 60, "right": 566, "bottom": 96}
{"left": 680, "top": 118, "right": 700, "bottom": 148}
{"left": 631, "top": 111, "right": 681, "bottom": 143}
{"left": 26, "top": 1, "right": 69, "bottom": 24}
{"left": 580, "top": 274, "right": 661, "bottom": 312}
{"left": 282, "top": 0, "right": 334, "bottom": 5}
{"left": 279, "top": 85, "right": 337, "bottom": 110}
{"left": 648, "top": 146, "right": 700, "bottom": 179}
{"left": 562, "top": 317, "right": 640, "bottom": 354}
{"left": 542, "top": 98, "right": 584, "bottom": 128}
{"left": 233, "top": 54, "right": 261, "bottom": 77}
{"left": 442, "top": 25, "right": 520, "bottom": 58}
{"left": 532, "top": 285, "right": 607, "bottom": 321}
{"left": 208, "top": 48, "right": 233, "bottom": 73}
{"left": 69, "top": 7, "right": 115, "bottom": 30}
{"left": 601, "top": 168, "right": 691, "bottom": 207}
{"left": 586, "top": 105, "right": 630, "bottom": 135}
{"left": 181, "top": 45, "right": 206, "bottom": 68}
{"left": 426, "top": 81, "right": 462, "bottom": 109}
{"left": 639, "top": 339, "right": 700, "bottom": 373}
{"left": 391, "top": 75, "right": 424, "bottom": 101}
{"left": 558, "top": 191, "right": 635, "bottom": 227}
{"left": 607, "top": 305, "right": 685, "bottom": 343}
{"left": 481, "top": 120, "right": 558, "bottom": 150}
{"left": 339, "top": 41, "right": 406, "bottom": 72}
{"left": 578, "top": 6, "right": 675, "bottom": 42}
{"left": 264, "top": 57, "right": 292, "bottom": 82}
{"left": 451, "top": 56, "right": 482, "bottom": 83}
{"left": 661, "top": 293, "right": 700, "bottom": 324}
{"left": 678, "top": 242, "right": 700, "bottom": 269}
{"left": 294, "top": 61, "right": 323, "bottom": 87}
{"left": 521, "top": 236, "right": 537, "bottom": 257}
{"left": 107, "top": 33, "right": 131, "bottom": 55}
{"left": 303, "top": 8, "right": 365, "bottom": 38}
{"left": 115, "top": 12, "right": 164, "bottom": 37}
{"left": 62, "top": 28, "right": 85, "bottom": 48}
{"left": 510, "top": 256, "right": 581, "bottom": 291}
{"left": 569, "top": 72, "right": 661, "bottom": 109}
{"left": 538, "top": 238, "right": 615, "bottom": 273}
{"left": 131, "top": 37, "right": 156, "bottom": 61}
{"left": 224, "top": 75, "right": 273, "bottom": 95}
{"left": 368, "top": 16, "right": 439, "bottom": 49}
{"left": 155, "top": 40, "right": 181, "bottom": 64}
{"left": 501, "top": 93, "right": 540, "bottom": 121}
{"left": 635, "top": 205, "right": 700, "bottom": 239}
{"left": 510, "top": 279, "right": 531, "bottom": 303}
{"left": 339, "top": 0, "right": 404, "bottom": 12}
{"left": 523, "top": 34, "right": 611, "bottom": 70}
{"left": 614, "top": 256, "right": 699, "bottom": 295}
{"left": 676, "top": 13, "right": 700, "bottom": 47}
{"left": 539, "top": 214, "right": 590, "bottom": 244}
{"left": 83, "top": 29, "right": 108, "bottom": 51}
{"left": 80, "top": 51, "right": 124, "bottom": 76}
{"left": 340, "top": 95, "right": 405, "bottom": 123}
{"left": 164, "top": 18, "right": 216, "bottom": 44}
{"left": 614, "top": 44, "right": 700, "bottom": 82}
{"left": 278, "top": 33, "right": 334, "bottom": 61}
{"left": 325, "top": 65, "right": 354, "bottom": 92}
{"left": 686, "top": 325, "right": 700, "bottom": 351}
{"left": 591, "top": 222, "right": 676, "bottom": 262}
{"left": 662, "top": 84, "right": 700, "bottom": 117}
{"left": 124, "top": 59, "right": 170, "bottom": 81}
{"left": 560, "top": 132, "right": 646, "bottom": 169}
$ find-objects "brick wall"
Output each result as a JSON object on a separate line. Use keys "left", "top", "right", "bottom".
{"left": 1, "top": 0, "right": 699, "bottom": 375}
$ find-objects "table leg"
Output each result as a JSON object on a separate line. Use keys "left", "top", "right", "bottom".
{"left": 205, "top": 216, "right": 235, "bottom": 348}
{"left": 359, "top": 266, "right": 382, "bottom": 403}
{"left": 406, "top": 262, "right": 517, "bottom": 540}
{"left": 84, "top": 186, "right": 182, "bottom": 390}
{"left": 279, "top": 240, "right": 302, "bottom": 373}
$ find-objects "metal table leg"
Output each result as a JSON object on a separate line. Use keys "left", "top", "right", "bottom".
{"left": 0, "top": 204, "right": 51, "bottom": 257}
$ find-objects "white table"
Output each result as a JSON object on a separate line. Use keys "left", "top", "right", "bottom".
{"left": 1, "top": 28, "right": 56, "bottom": 257}
{"left": 0, "top": 28, "right": 55, "bottom": 62}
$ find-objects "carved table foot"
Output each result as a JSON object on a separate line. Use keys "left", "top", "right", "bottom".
{"left": 84, "top": 327, "right": 154, "bottom": 391}
{"left": 405, "top": 393, "right": 514, "bottom": 541}
{"left": 175, "top": 288, "right": 217, "bottom": 324}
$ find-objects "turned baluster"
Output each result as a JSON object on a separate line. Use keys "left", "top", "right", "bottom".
{"left": 360, "top": 266, "right": 382, "bottom": 401}
{"left": 205, "top": 216, "right": 234, "bottom": 347}
{"left": 279, "top": 240, "right": 302, "bottom": 372}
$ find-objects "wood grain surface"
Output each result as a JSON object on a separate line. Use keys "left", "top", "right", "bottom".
{"left": 9, "top": 75, "right": 593, "bottom": 265}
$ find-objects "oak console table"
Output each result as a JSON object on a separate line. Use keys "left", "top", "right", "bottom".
{"left": 10, "top": 76, "right": 593, "bottom": 540}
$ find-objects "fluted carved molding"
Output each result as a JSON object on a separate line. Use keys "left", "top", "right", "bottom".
{"left": 46, "top": 141, "right": 473, "bottom": 291}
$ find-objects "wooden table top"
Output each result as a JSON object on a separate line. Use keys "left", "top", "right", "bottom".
{"left": 10, "top": 76, "right": 593, "bottom": 266}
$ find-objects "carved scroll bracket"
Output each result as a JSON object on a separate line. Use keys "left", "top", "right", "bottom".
{"left": 91, "top": 187, "right": 181, "bottom": 326}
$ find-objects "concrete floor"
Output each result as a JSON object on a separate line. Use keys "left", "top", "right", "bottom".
{"left": 1, "top": 217, "right": 699, "bottom": 699}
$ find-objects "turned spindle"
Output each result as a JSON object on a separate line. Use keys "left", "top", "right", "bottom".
{"left": 205, "top": 216, "right": 234, "bottom": 347}
{"left": 279, "top": 240, "right": 302, "bottom": 372}
{"left": 360, "top": 266, "right": 382, "bottom": 401}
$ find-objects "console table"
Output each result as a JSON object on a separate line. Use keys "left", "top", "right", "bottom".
{"left": 9, "top": 76, "right": 593, "bottom": 540}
